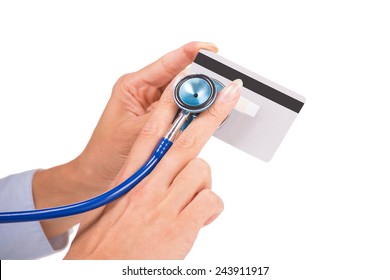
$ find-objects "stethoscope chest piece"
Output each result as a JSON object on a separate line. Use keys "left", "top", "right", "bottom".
{"left": 172, "top": 74, "right": 226, "bottom": 133}
{"left": 174, "top": 74, "right": 218, "bottom": 114}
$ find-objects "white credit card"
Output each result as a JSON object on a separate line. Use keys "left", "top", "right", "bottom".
{"left": 190, "top": 50, "right": 306, "bottom": 162}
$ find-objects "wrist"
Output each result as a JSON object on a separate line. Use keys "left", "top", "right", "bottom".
{"left": 70, "top": 152, "right": 115, "bottom": 193}
{"left": 32, "top": 160, "right": 98, "bottom": 210}
{"left": 32, "top": 161, "right": 96, "bottom": 239}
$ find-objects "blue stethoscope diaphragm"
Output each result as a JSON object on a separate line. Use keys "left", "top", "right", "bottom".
{"left": 174, "top": 74, "right": 224, "bottom": 114}
{"left": 173, "top": 74, "right": 225, "bottom": 131}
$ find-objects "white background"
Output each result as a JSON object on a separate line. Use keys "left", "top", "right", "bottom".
{"left": 1, "top": 0, "right": 389, "bottom": 279}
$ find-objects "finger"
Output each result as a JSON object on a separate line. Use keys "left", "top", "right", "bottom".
{"left": 178, "top": 189, "right": 224, "bottom": 233}
{"left": 160, "top": 158, "right": 212, "bottom": 217}
{"left": 146, "top": 101, "right": 159, "bottom": 113}
{"left": 137, "top": 41, "right": 218, "bottom": 88}
{"left": 149, "top": 79, "right": 243, "bottom": 188}
{"left": 112, "top": 70, "right": 188, "bottom": 184}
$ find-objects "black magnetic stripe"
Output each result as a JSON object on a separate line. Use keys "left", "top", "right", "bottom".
{"left": 194, "top": 52, "right": 304, "bottom": 113}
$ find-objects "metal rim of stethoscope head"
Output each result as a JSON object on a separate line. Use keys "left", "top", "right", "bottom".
{"left": 166, "top": 74, "right": 226, "bottom": 141}
{"left": 174, "top": 74, "right": 217, "bottom": 114}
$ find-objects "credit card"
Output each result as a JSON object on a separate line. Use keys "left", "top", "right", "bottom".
{"left": 190, "top": 50, "right": 305, "bottom": 162}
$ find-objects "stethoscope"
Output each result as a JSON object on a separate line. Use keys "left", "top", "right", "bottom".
{"left": 0, "top": 74, "right": 224, "bottom": 223}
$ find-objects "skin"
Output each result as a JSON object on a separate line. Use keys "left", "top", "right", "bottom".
{"left": 31, "top": 42, "right": 242, "bottom": 259}
{"left": 32, "top": 42, "right": 219, "bottom": 239}
{"left": 65, "top": 76, "right": 242, "bottom": 259}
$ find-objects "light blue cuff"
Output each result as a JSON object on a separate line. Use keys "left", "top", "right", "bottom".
{"left": 0, "top": 170, "right": 69, "bottom": 259}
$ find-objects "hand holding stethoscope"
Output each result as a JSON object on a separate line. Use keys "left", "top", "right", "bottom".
{"left": 0, "top": 73, "right": 239, "bottom": 223}
{"left": 65, "top": 73, "right": 242, "bottom": 259}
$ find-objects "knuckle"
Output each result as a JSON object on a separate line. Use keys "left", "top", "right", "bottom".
{"left": 160, "top": 55, "right": 177, "bottom": 76}
{"left": 183, "top": 211, "right": 202, "bottom": 234}
{"left": 182, "top": 42, "right": 197, "bottom": 61}
{"left": 160, "top": 89, "right": 174, "bottom": 104}
{"left": 189, "top": 158, "right": 211, "bottom": 179}
{"left": 139, "top": 121, "right": 161, "bottom": 139}
{"left": 198, "top": 189, "right": 224, "bottom": 211}
{"left": 112, "top": 73, "right": 138, "bottom": 96}
{"left": 203, "top": 105, "right": 224, "bottom": 125}
{"left": 114, "top": 73, "right": 133, "bottom": 88}
{"left": 174, "top": 131, "right": 197, "bottom": 151}
{"left": 115, "top": 73, "right": 131, "bottom": 85}
{"left": 201, "top": 106, "right": 224, "bottom": 130}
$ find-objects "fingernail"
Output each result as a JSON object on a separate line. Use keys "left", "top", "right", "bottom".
{"left": 218, "top": 79, "right": 242, "bottom": 103}
{"left": 206, "top": 42, "right": 219, "bottom": 52}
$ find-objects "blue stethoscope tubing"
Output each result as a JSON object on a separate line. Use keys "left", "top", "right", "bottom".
{"left": 0, "top": 74, "right": 222, "bottom": 223}
{"left": 0, "top": 138, "right": 172, "bottom": 223}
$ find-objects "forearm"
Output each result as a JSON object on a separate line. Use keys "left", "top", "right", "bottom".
{"left": 32, "top": 159, "right": 101, "bottom": 239}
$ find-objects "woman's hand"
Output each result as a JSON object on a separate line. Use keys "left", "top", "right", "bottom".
{"left": 75, "top": 42, "right": 219, "bottom": 189}
{"left": 65, "top": 73, "right": 242, "bottom": 259}
{"left": 32, "top": 42, "right": 218, "bottom": 239}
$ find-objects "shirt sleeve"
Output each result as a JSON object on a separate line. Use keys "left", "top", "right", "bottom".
{"left": 0, "top": 170, "right": 69, "bottom": 259}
